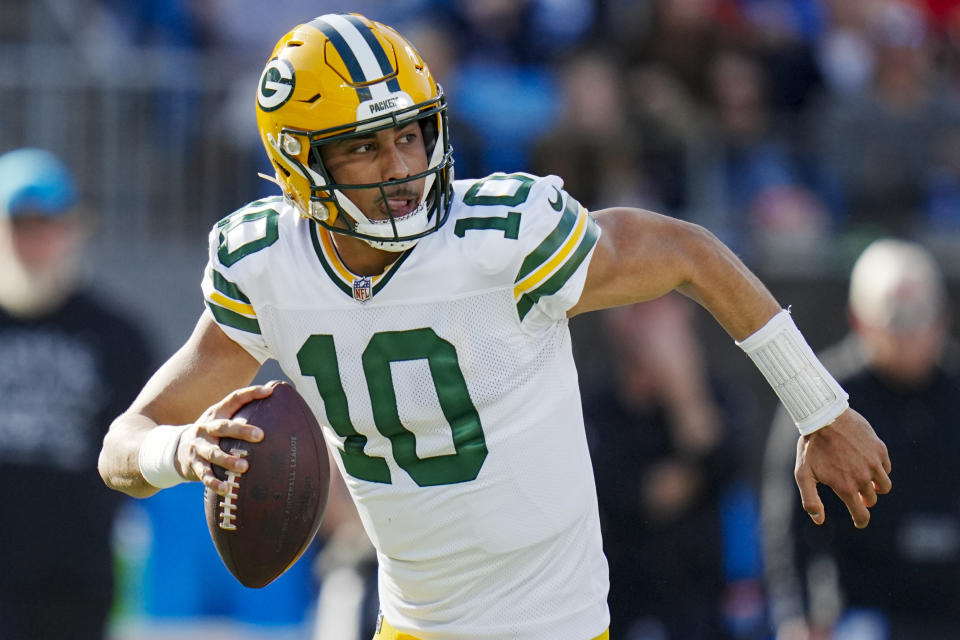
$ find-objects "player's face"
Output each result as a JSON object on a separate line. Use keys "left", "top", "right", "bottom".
{"left": 320, "top": 121, "right": 428, "bottom": 223}
{"left": 858, "top": 318, "right": 947, "bottom": 385}
{"left": 7, "top": 215, "right": 79, "bottom": 272}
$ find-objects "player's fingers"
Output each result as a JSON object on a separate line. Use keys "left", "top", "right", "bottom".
{"left": 859, "top": 482, "right": 878, "bottom": 508}
{"left": 198, "top": 464, "right": 230, "bottom": 496}
{"left": 209, "top": 442, "right": 250, "bottom": 475}
{"left": 197, "top": 417, "right": 264, "bottom": 444}
{"left": 874, "top": 462, "right": 893, "bottom": 495}
{"left": 880, "top": 442, "right": 892, "bottom": 475}
{"left": 795, "top": 466, "right": 825, "bottom": 525}
{"left": 838, "top": 488, "right": 871, "bottom": 529}
{"left": 193, "top": 457, "right": 213, "bottom": 486}
{"left": 187, "top": 429, "right": 248, "bottom": 473}
{"left": 210, "top": 382, "right": 278, "bottom": 419}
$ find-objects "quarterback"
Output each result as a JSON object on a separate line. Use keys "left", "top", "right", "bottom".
{"left": 99, "top": 13, "right": 891, "bottom": 640}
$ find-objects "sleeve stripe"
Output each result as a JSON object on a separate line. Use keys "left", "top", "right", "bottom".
{"left": 212, "top": 270, "right": 251, "bottom": 303}
{"left": 206, "top": 301, "right": 262, "bottom": 334}
{"left": 209, "top": 291, "right": 256, "bottom": 317}
{"left": 515, "top": 196, "right": 579, "bottom": 283}
{"left": 516, "top": 216, "right": 599, "bottom": 321}
{"left": 514, "top": 206, "right": 588, "bottom": 300}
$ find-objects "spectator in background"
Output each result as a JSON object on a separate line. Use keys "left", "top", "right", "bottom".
{"left": 699, "top": 48, "right": 830, "bottom": 264}
{"left": 532, "top": 50, "right": 648, "bottom": 211}
{"left": 736, "top": 0, "right": 825, "bottom": 119}
{"left": 0, "top": 148, "right": 153, "bottom": 639}
{"left": 532, "top": 47, "right": 696, "bottom": 216}
{"left": 584, "top": 295, "right": 762, "bottom": 640}
{"left": 763, "top": 238, "right": 960, "bottom": 640}
{"left": 809, "top": 0, "right": 960, "bottom": 235}
{"left": 814, "top": 0, "right": 877, "bottom": 97}
{"left": 432, "top": 0, "right": 579, "bottom": 173}
{"left": 436, "top": 0, "right": 596, "bottom": 66}
{"left": 614, "top": 0, "right": 731, "bottom": 104}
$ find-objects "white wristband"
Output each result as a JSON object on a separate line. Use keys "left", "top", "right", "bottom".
{"left": 737, "top": 309, "right": 849, "bottom": 435}
{"left": 138, "top": 424, "right": 190, "bottom": 488}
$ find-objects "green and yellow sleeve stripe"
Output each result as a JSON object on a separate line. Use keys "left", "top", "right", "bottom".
{"left": 514, "top": 197, "right": 599, "bottom": 321}
{"left": 206, "top": 270, "right": 261, "bottom": 334}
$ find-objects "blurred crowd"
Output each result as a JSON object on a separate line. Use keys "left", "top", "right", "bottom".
{"left": 8, "top": 0, "right": 960, "bottom": 273}
{"left": 4, "top": 1, "right": 960, "bottom": 639}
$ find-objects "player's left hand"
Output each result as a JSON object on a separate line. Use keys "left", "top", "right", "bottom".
{"left": 794, "top": 407, "right": 891, "bottom": 528}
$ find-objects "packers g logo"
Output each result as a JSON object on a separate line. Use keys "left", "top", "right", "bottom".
{"left": 257, "top": 58, "right": 295, "bottom": 112}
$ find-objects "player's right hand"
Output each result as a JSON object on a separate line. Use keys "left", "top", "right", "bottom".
{"left": 175, "top": 382, "right": 275, "bottom": 495}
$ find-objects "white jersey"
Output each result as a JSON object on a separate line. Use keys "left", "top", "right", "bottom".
{"left": 202, "top": 172, "right": 609, "bottom": 639}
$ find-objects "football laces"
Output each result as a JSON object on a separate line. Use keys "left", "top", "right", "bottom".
{"left": 218, "top": 448, "right": 247, "bottom": 531}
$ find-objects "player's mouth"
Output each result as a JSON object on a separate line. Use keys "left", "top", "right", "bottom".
{"left": 386, "top": 197, "right": 415, "bottom": 217}
{"left": 378, "top": 190, "right": 420, "bottom": 219}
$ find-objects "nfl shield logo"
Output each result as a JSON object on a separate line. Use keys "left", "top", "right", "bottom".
{"left": 352, "top": 276, "right": 372, "bottom": 302}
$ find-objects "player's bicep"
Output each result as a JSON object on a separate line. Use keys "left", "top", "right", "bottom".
{"left": 128, "top": 310, "right": 262, "bottom": 425}
{"left": 569, "top": 207, "right": 698, "bottom": 316}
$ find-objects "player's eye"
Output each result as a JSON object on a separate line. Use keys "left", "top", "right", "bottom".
{"left": 397, "top": 123, "right": 421, "bottom": 143}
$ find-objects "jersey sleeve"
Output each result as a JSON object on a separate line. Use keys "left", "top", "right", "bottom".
{"left": 508, "top": 174, "right": 601, "bottom": 326}
{"left": 200, "top": 209, "right": 274, "bottom": 364}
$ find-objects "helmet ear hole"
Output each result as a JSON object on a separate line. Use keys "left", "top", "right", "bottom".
{"left": 273, "top": 162, "right": 291, "bottom": 178}
{"left": 307, "top": 149, "right": 322, "bottom": 174}
{"left": 419, "top": 118, "right": 438, "bottom": 153}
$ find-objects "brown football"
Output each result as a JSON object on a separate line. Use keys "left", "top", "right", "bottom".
{"left": 203, "top": 381, "right": 330, "bottom": 588}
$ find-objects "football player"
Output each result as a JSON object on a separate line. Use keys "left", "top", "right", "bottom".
{"left": 99, "top": 13, "right": 891, "bottom": 640}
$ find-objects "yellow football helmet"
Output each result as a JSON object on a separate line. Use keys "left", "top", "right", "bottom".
{"left": 255, "top": 13, "right": 453, "bottom": 251}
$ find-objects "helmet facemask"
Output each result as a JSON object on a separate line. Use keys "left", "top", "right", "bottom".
{"left": 293, "top": 92, "right": 453, "bottom": 252}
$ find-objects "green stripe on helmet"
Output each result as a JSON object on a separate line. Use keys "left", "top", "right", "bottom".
{"left": 308, "top": 16, "right": 373, "bottom": 102}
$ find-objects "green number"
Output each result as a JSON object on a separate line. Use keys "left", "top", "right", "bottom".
{"left": 462, "top": 173, "right": 536, "bottom": 206}
{"left": 454, "top": 211, "right": 521, "bottom": 239}
{"left": 217, "top": 206, "right": 280, "bottom": 267}
{"left": 298, "top": 329, "right": 488, "bottom": 487}
{"left": 297, "top": 335, "right": 392, "bottom": 484}
{"left": 457, "top": 174, "right": 538, "bottom": 241}
{"left": 362, "top": 329, "right": 487, "bottom": 486}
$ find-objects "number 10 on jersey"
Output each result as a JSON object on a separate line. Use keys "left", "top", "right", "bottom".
{"left": 296, "top": 328, "right": 489, "bottom": 487}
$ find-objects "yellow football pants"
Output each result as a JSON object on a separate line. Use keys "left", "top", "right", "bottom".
{"left": 374, "top": 616, "right": 610, "bottom": 640}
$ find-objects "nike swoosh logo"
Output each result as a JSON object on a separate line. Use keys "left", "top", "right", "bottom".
{"left": 548, "top": 186, "right": 563, "bottom": 212}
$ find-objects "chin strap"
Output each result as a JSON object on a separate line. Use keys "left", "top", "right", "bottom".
{"left": 256, "top": 172, "right": 282, "bottom": 188}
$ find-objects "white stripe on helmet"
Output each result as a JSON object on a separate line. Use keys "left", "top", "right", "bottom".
{"left": 320, "top": 15, "right": 393, "bottom": 102}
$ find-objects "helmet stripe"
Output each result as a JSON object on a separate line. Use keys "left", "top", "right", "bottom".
{"left": 342, "top": 14, "right": 402, "bottom": 93}
{"left": 308, "top": 16, "right": 373, "bottom": 102}
{"left": 309, "top": 15, "right": 401, "bottom": 102}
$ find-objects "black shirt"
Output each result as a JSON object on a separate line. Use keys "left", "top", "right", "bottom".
{"left": 763, "top": 336, "right": 960, "bottom": 629}
{"left": 0, "top": 291, "right": 152, "bottom": 588}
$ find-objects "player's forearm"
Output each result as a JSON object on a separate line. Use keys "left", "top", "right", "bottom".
{"left": 98, "top": 412, "right": 165, "bottom": 498}
{"left": 671, "top": 221, "right": 849, "bottom": 435}
{"left": 672, "top": 222, "right": 781, "bottom": 340}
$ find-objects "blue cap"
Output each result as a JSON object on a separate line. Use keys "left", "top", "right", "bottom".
{"left": 0, "top": 148, "right": 77, "bottom": 218}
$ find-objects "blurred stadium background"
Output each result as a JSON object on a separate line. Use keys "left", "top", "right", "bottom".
{"left": 4, "top": 0, "right": 960, "bottom": 638}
